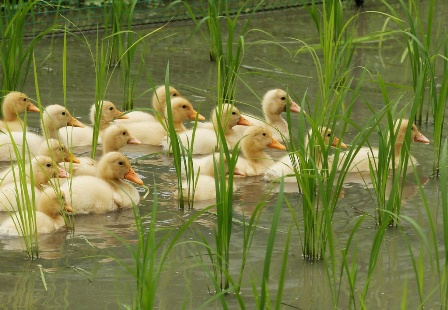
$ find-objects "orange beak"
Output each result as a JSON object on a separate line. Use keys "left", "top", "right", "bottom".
{"left": 233, "top": 167, "right": 245, "bottom": 176}
{"left": 414, "top": 133, "right": 430, "bottom": 144}
{"left": 189, "top": 110, "right": 206, "bottom": 121}
{"left": 268, "top": 138, "right": 286, "bottom": 150}
{"left": 65, "top": 152, "right": 80, "bottom": 164}
{"left": 27, "top": 103, "right": 40, "bottom": 113}
{"left": 332, "top": 137, "right": 347, "bottom": 148}
{"left": 128, "top": 136, "right": 142, "bottom": 145}
{"left": 68, "top": 117, "right": 85, "bottom": 128}
{"left": 288, "top": 101, "right": 302, "bottom": 114}
{"left": 124, "top": 168, "right": 144, "bottom": 186}
{"left": 64, "top": 202, "right": 73, "bottom": 213}
{"left": 116, "top": 111, "right": 129, "bottom": 119}
{"left": 237, "top": 116, "right": 252, "bottom": 126}
{"left": 58, "top": 167, "right": 70, "bottom": 178}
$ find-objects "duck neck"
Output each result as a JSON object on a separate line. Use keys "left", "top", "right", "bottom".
{"left": 3, "top": 106, "right": 18, "bottom": 122}
{"left": 242, "top": 146, "right": 271, "bottom": 164}
{"left": 102, "top": 140, "right": 117, "bottom": 154}
{"left": 266, "top": 113, "right": 287, "bottom": 131}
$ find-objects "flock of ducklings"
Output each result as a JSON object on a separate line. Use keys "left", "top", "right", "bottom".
{"left": 0, "top": 87, "right": 430, "bottom": 237}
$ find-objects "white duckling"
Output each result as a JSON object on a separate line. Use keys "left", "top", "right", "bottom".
{"left": 69, "top": 124, "right": 142, "bottom": 176}
{"left": 235, "top": 89, "right": 303, "bottom": 141}
{"left": 0, "top": 187, "right": 73, "bottom": 236}
{"left": 59, "top": 100, "right": 127, "bottom": 147}
{"left": 121, "top": 97, "right": 205, "bottom": 145}
{"left": 0, "top": 156, "right": 70, "bottom": 211}
{"left": 60, "top": 152, "right": 143, "bottom": 214}
{"left": 0, "top": 91, "right": 40, "bottom": 131}
{"left": 169, "top": 103, "right": 251, "bottom": 155}
{"left": 0, "top": 104, "right": 85, "bottom": 161}
{"left": 118, "top": 85, "right": 181, "bottom": 123}
{"left": 342, "top": 119, "right": 430, "bottom": 173}
{"left": 264, "top": 127, "right": 347, "bottom": 182}
{"left": 236, "top": 126, "right": 287, "bottom": 176}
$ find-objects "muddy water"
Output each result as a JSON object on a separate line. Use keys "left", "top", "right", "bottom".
{"left": 0, "top": 0, "right": 447, "bottom": 308}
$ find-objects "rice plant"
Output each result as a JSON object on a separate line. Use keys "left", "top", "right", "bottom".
{"left": 0, "top": 0, "right": 56, "bottom": 101}
{"left": 177, "top": 0, "right": 263, "bottom": 103}
{"left": 381, "top": 0, "right": 448, "bottom": 175}
{"left": 103, "top": 0, "right": 142, "bottom": 111}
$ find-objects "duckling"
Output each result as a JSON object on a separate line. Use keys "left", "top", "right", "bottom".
{"left": 69, "top": 124, "right": 142, "bottom": 176}
{"left": 59, "top": 100, "right": 127, "bottom": 147}
{"left": 118, "top": 85, "right": 181, "bottom": 123}
{"left": 0, "top": 104, "right": 85, "bottom": 161}
{"left": 168, "top": 103, "right": 251, "bottom": 155}
{"left": 234, "top": 89, "right": 303, "bottom": 141}
{"left": 0, "top": 156, "right": 70, "bottom": 211}
{"left": 60, "top": 152, "right": 143, "bottom": 214}
{"left": 37, "top": 139, "right": 80, "bottom": 164}
{"left": 0, "top": 187, "right": 73, "bottom": 236}
{"left": 264, "top": 127, "right": 347, "bottom": 182}
{"left": 121, "top": 97, "right": 205, "bottom": 145}
{"left": 0, "top": 91, "right": 40, "bottom": 132}
{"left": 343, "top": 119, "right": 430, "bottom": 173}
{"left": 235, "top": 126, "right": 287, "bottom": 176}
{"left": 0, "top": 139, "right": 79, "bottom": 184}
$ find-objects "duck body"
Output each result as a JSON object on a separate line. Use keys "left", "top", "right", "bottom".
{"left": 0, "top": 187, "right": 72, "bottom": 236}
{"left": 60, "top": 152, "right": 143, "bottom": 214}
{"left": 0, "top": 131, "right": 44, "bottom": 161}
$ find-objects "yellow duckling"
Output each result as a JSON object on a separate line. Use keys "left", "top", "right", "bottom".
{"left": 118, "top": 85, "right": 181, "bottom": 123}
{"left": 0, "top": 156, "right": 70, "bottom": 211}
{"left": 236, "top": 126, "right": 286, "bottom": 176}
{"left": 0, "top": 187, "right": 73, "bottom": 236}
{"left": 0, "top": 91, "right": 40, "bottom": 131}
{"left": 121, "top": 97, "right": 205, "bottom": 145}
{"left": 235, "top": 89, "right": 303, "bottom": 141}
{"left": 60, "top": 152, "right": 143, "bottom": 214}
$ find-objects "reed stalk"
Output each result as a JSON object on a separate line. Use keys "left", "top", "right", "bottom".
{"left": 0, "top": 0, "right": 56, "bottom": 102}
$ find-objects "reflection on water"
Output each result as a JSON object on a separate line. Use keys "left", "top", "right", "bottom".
{"left": 1, "top": 0, "right": 447, "bottom": 308}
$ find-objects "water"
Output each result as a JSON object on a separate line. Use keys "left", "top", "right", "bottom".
{"left": 1, "top": 0, "right": 448, "bottom": 308}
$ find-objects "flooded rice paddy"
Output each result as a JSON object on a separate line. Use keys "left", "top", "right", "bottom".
{"left": 1, "top": 0, "right": 447, "bottom": 308}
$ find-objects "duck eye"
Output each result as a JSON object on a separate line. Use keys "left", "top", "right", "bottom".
{"left": 327, "top": 133, "right": 331, "bottom": 137}
{"left": 22, "top": 98, "right": 27, "bottom": 102}
{"left": 172, "top": 93, "right": 177, "bottom": 97}
{"left": 182, "top": 105, "right": 187, "bottom": 109}
{"left": 46, "top": 163, "right": 52, "bottom": 167}
{"left": 109, "top": 107, "right": 114, "bottom": 111}
{"left": 59, "top": 147, "right": 64, "bottom": 151}
{"left": 281, "top": 96, "right": 286, "bottom": 100}
{"left": 62, "top": 111, "right": 66, "bottom": 116}
{"left": 118, "top": 161, "right": 124, "bottom": 166}
{"left": 122, "top": 131, "right": 126, "bottom": 135}
{"left": 232, "top": 111, "right": 236, "bottom": 115}
{"left": 262, "top": 133, "right": 267, "bottom": 136}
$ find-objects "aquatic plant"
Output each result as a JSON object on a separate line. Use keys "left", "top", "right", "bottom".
{"left": 382, "top": 0, "right": 448, "bottom": 175}
{"left": 0, "top": 0, "right": 56, "bottom": 102}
